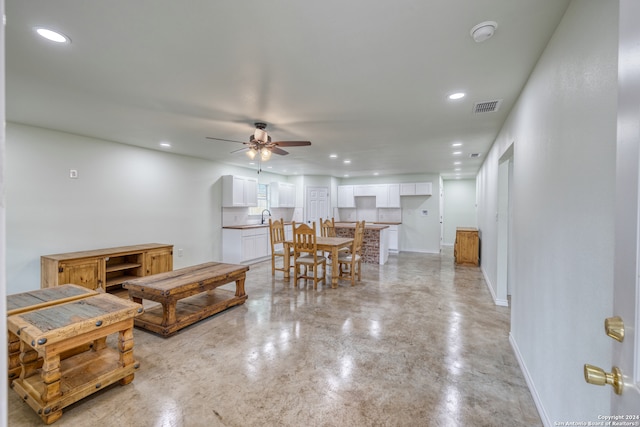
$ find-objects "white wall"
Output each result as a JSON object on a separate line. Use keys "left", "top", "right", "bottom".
{"left": 0, "top": 0, "right": 8, "bottom": 423}
{"left": 476, "top": 0, "right": 617, "bottom": 423}
{"left": 442, "top": 179, "right": 476, "bottom": 245}
{"left": 5, "top": 123, "right": 283, "bottom": 294}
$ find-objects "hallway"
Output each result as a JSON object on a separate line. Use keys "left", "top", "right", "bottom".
{"left": 8, "top": 250, "right": 541, "bottom": 426}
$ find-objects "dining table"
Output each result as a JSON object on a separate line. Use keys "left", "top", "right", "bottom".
{"left": 283, "top": 236, "right": 354, "bottom": 288}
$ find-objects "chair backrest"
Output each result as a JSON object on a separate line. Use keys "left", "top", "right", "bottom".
{"left": 353, "top": 220, "right": 366, "bottom": 254}
{"left": 292, "top": 221, "right": 318, "bottom": 256}
{"left": 319, "top": 217, "right": 336, "bottom": 237}
{"left": 269, "top": 218, "right": 287, "bottom": 250}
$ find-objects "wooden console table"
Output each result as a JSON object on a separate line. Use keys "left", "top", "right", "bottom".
{"left": 8, "top": 293, "right": 143, "bottom": 424}
{"left": 41, "top": 243, "right": 173, "bottom": 295}
{"left": 7, "top": 284, "right": 98, "bottom": 385}
{"left": 123, "top": 262, "right": 249, "bottom": 337}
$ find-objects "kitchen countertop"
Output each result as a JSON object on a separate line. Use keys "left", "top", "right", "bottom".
{"left": 223, "top": 222, "right": 294, "bottom": 229}
{"left": 224, "top": 221, "right": 399, "bottom": 230}
{"left": 334, "top": 222, "right": 390, "bottom": 230}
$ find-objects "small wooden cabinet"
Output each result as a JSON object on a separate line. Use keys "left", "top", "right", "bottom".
{"left": 41, "top": 243, "right": 173, "bottom": 294}
{"left": 454, "top": 227, "right": 479, "bottom": 266}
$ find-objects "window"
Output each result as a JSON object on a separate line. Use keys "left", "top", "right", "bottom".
{"left": 249, "top": 184, "right": 269, "bottom": 215}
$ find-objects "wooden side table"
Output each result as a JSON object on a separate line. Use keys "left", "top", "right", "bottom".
{"left": 8, "top": 293, "right": 143, "bottom": 424}
{"left": 7, "top": 284, "right": 98, "bottom": 385}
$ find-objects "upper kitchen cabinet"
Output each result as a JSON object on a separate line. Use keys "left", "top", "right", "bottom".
{"left": 270, "top": 182, "right": 296, "bottom": 208}
{"left": 399, "top": 182, "right": 432, "bottom": 196}
{"left": 377, "top": 184, "right": 401, "bottom": 208}
{"left": 222, "top": 175, "right": 258, "bottom": 207}
{"left": 353, "top": 185, "right": 376, "bottom": 197}
{"left": 337, "top": 185, "right": 355, "bottom": 208}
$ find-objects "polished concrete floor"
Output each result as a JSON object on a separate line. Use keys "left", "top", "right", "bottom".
{"left": 8, "top": 249, "right": 541, "bottom": 427}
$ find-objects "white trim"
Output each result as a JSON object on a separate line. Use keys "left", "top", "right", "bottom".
{"left": 510, "top": 333, "right": 550, "bottom": 427}
{"left": 482, "top": 265, "right": 509, "bottom": 306}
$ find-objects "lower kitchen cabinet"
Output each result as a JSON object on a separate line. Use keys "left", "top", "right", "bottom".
{"left": 222, "top": 227, "right": 270, "bottom": 264}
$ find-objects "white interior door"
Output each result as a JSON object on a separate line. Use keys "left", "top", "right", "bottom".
{"left": 611, "top": 0, "right": 640, "bottom": 412}
{"left": 305, "top": 186, "right": 328, "bottom": 226}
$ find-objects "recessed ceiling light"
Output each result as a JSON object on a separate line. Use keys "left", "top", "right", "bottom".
{"left": 267, "top": 166, "right": 272, "bottom": 169}
{"left": 454, "top": 161, "right": 461, "bottom": 165}
{"left": 452, "top": 142, "right": 463, "bottom": 147}
{"left": 448, "top": 92, "right": 465, "bottom": 100}
{"left": 453, "top": 151, "right": 462, "bottom": 155}
{"left": 329, "top": 154, "right": 338, "bottom": 159}
{"left": 344, "top": 174, "right": 349, "bottom": 177}
{"left": 35, "top": 27, "right": 70, "bottom": 44}
{"left": 159, "top": 142, "right": 171, "bottom": 148}
{"left": 344, "top": 160, "right": 351, "bottom": 164}
{"left": 373, "top": 172, "right": 379, "bottom": 176}
{"left": 455, "top": 168, "right": 461, "bottom": 171}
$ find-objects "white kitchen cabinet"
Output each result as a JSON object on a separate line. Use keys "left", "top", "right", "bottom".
{"left": 354, "top": 185, "right": 376, "bottom": 197}
{"left": 222, "top": 227, "right": 269, "bottom": 264}
{"left": 222, "top": 175, "right": 258, "bottom": 207}
{"left": 388, "top": 184, "right": 400, "bottom": 207}
{"left": 337, "top": 185, "right": 355, "bottom": 208}
{"left": 270, "top": 182, "right": 296, "bottom": 208}
{"left": 388, "top": 225, "right": 399, "bottom": 253}
{"left": 373, "top": 184, "right": 401, "bottom": 208}
{"left": 399, "top": 182, "right": 432, "bottom": 196}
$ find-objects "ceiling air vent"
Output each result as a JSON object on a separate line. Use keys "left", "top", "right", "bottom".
{"left": 473, "top": 99, "right": 502, "bottom": 114}
{"left": 469, "top": 153, "right": 481, "bottom": 158}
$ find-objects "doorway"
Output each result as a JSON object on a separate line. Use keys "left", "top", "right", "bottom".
{"left": 305, "top": 186, "right": 329, "bottom": 226}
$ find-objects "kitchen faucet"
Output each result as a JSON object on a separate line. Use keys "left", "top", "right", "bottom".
{"left": 261, "top": 209, "right": 272, "bottom": 225}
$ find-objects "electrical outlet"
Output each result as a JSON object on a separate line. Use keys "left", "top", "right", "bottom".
{"left": 177, "top": 248, "right": 183, "bottom": 257}
{"left": 69, "top": 169, "right": 78, "bottom": 179}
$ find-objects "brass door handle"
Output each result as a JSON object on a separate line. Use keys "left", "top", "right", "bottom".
{"left": 584, "top": 364, "right": 623, "bottom": 395}
{"left": 605, "top": 316, "right": 624, "bottom": 342}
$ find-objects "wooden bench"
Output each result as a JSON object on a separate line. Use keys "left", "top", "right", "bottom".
{"left": 122, "top": 262, "right": 249, "bottom": 337}
{"left": 8, "top": 293, "right": 143, "bottom": 424}
{"left": 7, "top": 284, "right": 98, "bottom": 385}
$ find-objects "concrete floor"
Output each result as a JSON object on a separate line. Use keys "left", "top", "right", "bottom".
{"left": 8, "top": 250, "right": 541, "bottom": 426}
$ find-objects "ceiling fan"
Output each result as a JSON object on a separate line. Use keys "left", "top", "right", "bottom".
{"left": 206, "top": 122, "right": 311, "bottom": 162}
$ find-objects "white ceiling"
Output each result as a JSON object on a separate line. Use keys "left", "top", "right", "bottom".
{"left": 6, "top": 0, "right": 571, "bottom": 179}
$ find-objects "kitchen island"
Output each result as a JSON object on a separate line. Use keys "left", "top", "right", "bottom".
{"left": 334, "top": 222, "right": 390, "bottom": 265}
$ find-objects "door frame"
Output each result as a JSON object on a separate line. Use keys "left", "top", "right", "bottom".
{"left": 612, "top": 0, "right": 640, "bottom": 412}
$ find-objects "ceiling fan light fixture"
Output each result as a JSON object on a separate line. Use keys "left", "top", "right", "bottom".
{"left": 260, "top": 147, "right": 272, "bottom": 161}
{"left": 470, "top": 21, "right": 497, "bottom": 43}
{"left": 246, "top": 149, "right": 257, "bottom": 160}
{"left": 254, "top": 128, "right": 268, "bottom": 143}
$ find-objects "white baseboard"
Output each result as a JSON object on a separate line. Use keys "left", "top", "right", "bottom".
{"left": 509, "top": 333, "right": 550, "bottom": 427}
{"left": 481, "top": 265, "right": 509, "bottom": 306}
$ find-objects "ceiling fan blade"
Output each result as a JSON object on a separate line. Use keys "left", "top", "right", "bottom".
{"left": 206, "top": 136, "right": 246, "bottom": 144}
{"left": 271, "top": 147, "right": 289, "bottom": 155}
{"left": 272, "top": 141, "right": 312, "bottom": 147}
{"left": 230, "top": 147, "right": 250, "bottom": 154}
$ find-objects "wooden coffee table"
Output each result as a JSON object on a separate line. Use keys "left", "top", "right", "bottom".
{"left": 123, "top": 262, "right": 249, "bottom": 337}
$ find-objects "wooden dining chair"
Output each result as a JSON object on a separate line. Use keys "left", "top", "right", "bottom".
{"left": 269, "top": 218, "right": 293, "bottom": 276}
{"left": 337, "top": 220, "right": 365, "bottom": 285}
{"left": 319, "top": 217, "right": 336, "bottom": 237}
{"left": 291, "top": 221, "right": 327, "bottom": 288}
